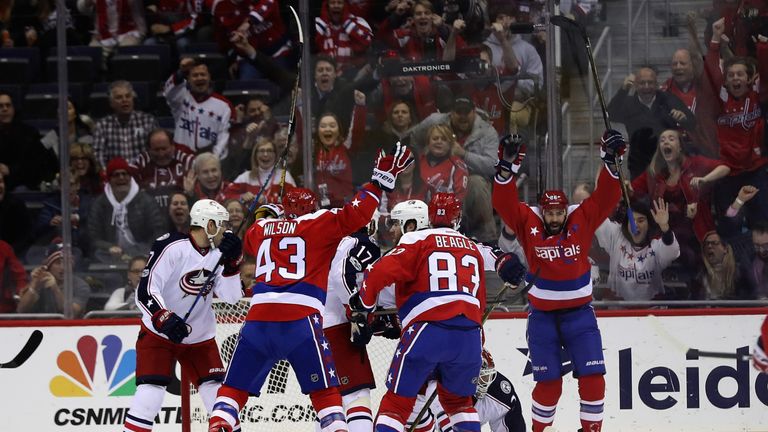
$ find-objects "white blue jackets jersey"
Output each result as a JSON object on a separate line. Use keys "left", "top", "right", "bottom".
{"left": 324, "top": 230, "right": 381, "bottom": 328}
{"left": 135, "top": 231, "right": 242, "bottom": 343}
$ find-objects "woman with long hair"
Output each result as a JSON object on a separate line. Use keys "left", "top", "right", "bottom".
{"left": 631, "top": 128, "right": 730, "bottom": 277}
{"left": 69, "top": 142, "right": 104, "bottom": 195}
{"left": 417, "top": 123, "right": 468, "bottom": 201}
{"left": 314, "top": 90, "right": 366, "bottom": 207}
{"left": 227, "top": 137, "right": 296, "bottom": 206}
{"left": 692, "top": 231, "right": 752, "bottom": 300}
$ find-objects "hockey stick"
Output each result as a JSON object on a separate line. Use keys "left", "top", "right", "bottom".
{"left": 549, "top": 15, "right": 638, "bottom": 235}
{"left": 686, "top": 349, "right": 752, "bottom": 362}
{"left": 278, "top": 5, "right": 303, "bottom": 203}
{"left": 182, "top": 6, "right": 304, "bottom": 326}
{"left": 407, "top": 271, "right": 539, "bottom": 432}
{"left": 1, "top": 330, "right": 43, "bottom": 369}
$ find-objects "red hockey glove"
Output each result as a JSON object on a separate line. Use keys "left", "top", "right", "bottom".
{"left": 152, "top": 309, "right": 190, "bottom": 343}
{"left": 753, "top": 337, "right": 768, "bottom": 374}
{"left": 372, "top": 141, "right": 414, "bottom": 192}
{"left": 495, "top": 134, "right": 526, "bottom": 177}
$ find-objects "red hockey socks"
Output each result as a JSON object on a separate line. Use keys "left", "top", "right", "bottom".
{"left": 531, "top": 378, "right": 563, "bottom": 432}
{"left": 437, "top": 383, "right": 480, "bottom": 432}
{"left": 209, "top": 384, "right": 248, "bottom": 431}
{"left": 578, "top": 374, "right": 605, "bottom": 432}
{"left": 310, "top": 387, "right": 347, "bottom": 432}
{"left": 375, "top": 391, "right": 417, "bottom": 432}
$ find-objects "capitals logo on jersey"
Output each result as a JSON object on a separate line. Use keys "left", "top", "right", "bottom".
{"left": 180, "top": 269, "right": 214, "bottom": 295}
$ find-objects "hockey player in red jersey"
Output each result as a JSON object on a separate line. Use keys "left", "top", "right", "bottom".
{"left": 124, "top": 199, "right": 244, "bottom": 432}
{"left": 754, "top": 316, "right": 768, "bottom": 374}
{"left": 492, "top": 131, "right": 626, "bottom": 432}
{"left": 350, "top": 192, "right": 487, "bottom": 432}
{"left": 208, "top": 143, "right": 413, "bottom": 432}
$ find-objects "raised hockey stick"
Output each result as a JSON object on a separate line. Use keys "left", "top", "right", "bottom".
{"left": 549, "top": 15, "right": 638, "bottom": 235}
{"left": 407, "top": 271, "right": 539, "bottom": 432}
{"left": 278, "top": 5, "right": 303, "bottom": 203}
{"left": 182, "top": 6, "right": 304, "bottom": 326}
{"left": 0, "top": 330, "right": 43, "bottom": 369}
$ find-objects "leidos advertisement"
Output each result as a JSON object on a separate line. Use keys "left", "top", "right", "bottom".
{"left": 0, "top": 315, "right": 766, "bottom": 431}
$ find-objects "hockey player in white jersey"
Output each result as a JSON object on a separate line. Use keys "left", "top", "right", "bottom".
{"left": 123, "top": 199, "right": 243, "bottom": 432}
{"left": 319, "top": 211, "right": 382, "bottom": 432}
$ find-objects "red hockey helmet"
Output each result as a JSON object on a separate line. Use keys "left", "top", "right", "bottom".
{"left": 539, "top": 190, "right": 568, "bottom": 212}
{"left": 283, "top": 188, "right": 317, "bottom": 218}
{"left": 428, "top": 192, "right": 462, "bottom": 229}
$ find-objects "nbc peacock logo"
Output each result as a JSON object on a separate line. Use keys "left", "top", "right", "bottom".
{"left": 49, "top": 335, "right": 136, "bottom": 397}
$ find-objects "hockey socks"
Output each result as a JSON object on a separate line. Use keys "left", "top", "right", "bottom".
{"left": 375, "top": 391, "right": 418, "bottom": 432}
{"left": 123, "top": 384, "right": 165, "bottom": 432}
{"left": 531, "top": 378, "right": 563, "bottom": 432}
{"left": 436, "top": 386, "right": 479, "bottom": 432}
{"left": 578, "top": 374, "right": 605, "bottom": 432}
{"left": 209, "top": 385, "right": 248, "bottom": 431}
{"left": 310, "top": 387, "right": 348, "bottom": 432}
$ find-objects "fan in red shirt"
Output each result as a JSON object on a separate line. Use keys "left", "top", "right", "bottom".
{"left": 418, "top": 123, "right": 468, "bottom": 201}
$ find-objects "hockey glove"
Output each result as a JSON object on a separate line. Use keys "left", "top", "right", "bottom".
{"left": 371, "top": 311, "right": 402, "bottom": 339}
{"left": 372, "top": 141, "right": 414, "bottom": 192}
{"left": 219, "top": 231, "right": 243, "bottom": 262}
{"left": 495, "top": 134, "right": 526, "bottom": 177}
{"left": 152, "top": 309, "right": 190, "bottom": 343}
{"left": 350, "top": 310, "right": 374, "bottom": 347}
{"left": 753, "top": 337, "right": 768, "bottom": 374}
{"left": 495, "top": 252, "right": 527, "bottom": 286}
{"left": 600, "top": 129, "right": 627, "bottom": 176}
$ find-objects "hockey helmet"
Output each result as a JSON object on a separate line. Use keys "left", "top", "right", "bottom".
{"left": 476, "top": 348, "right": 497, "bottom": 399}
{"left": 390, "top": 199, "right": 429, "bottom": 232}
{"left": 539, "top": 190, "right": 568, "bottom": 212}
{"left": 254, "top": 203, "right": 285, "bottom": 220}
{"left": 283, "top": 188, "right": 317, "bottom": 218}
{"left": 190, "top": 199, "right": 230, "bottom": 244}
{"left": 428, "top": 192, "right": 462, "bottom": 229}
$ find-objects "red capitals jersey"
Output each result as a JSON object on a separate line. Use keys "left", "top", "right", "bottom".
{"left": 359, "top": 227, "right": 486, "bottom": 328}
{"left": 705, "top": 41, "right": 768, "bottom": 175}
{"left": 242, "top": 184, "right": 382, "bottom": 322}
{"left": 315, "top": 104, "right": 366, "bottom": 207}
{"left": 131, "top": 145, "right": 195, "bottom": 208}
{"left": 492, "top": 167, "right": 621, "bottom": 311}
{"left": 212, "top": 0, "right": 290, "bottom": 57}
{"left": 418, "top": 154, "right": 468, "bottom": 201}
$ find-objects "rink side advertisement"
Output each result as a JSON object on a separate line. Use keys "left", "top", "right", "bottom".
{"left": 1, "top": 312, "right": 767, "bottom": 431}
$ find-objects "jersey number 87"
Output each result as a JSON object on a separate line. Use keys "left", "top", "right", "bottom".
{"left": 428, "top": 252, "right": 480, "bottom": 296}
{"left": 255, "top": 237, "right": 306, "bottom": 282}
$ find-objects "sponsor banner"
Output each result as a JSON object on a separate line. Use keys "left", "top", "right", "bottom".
{"left": 0, "top": 314, "right": 766, "bottom": 431}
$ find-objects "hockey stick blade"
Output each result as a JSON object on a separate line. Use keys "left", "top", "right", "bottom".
{"left": 686, "top": 348, "right": 752, "bottom": 362}
{"left": 1, "top": 329, "right": 43, "bottom": 368}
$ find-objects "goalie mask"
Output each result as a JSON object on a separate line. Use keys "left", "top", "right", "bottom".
{"left": 390, "top": 199, "right": 429, "bottom": 232}
{"left": 476, "top": 348, "right": 497, "bottom": 399}
{"left": 428, "top": 192, "right": 462, "bottom": 230}
{"left": 190, "top": 199, "right": 230, "bottom": 244}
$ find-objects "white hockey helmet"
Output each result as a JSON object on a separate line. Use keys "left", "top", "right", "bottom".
{"left": 476, "top": 348, "right": 497, "bottom": 399}
{"left": 390, "top": 199, "right": 429, "bottom": 232}
{"left": 190, "top": 199, "right": 230, "bottom": 243}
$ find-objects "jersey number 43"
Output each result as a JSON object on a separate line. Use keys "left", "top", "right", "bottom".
{"left": 255, "top": 237, "right": 306, "bottom": 282}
